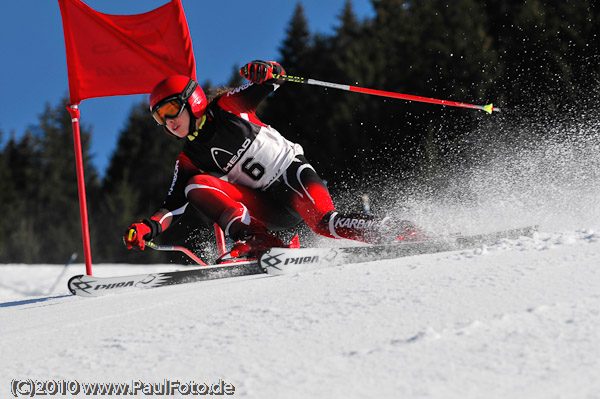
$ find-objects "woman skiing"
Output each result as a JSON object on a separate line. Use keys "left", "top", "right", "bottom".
{"left": 124, "top": 60, "right": 415, "bottom": 258}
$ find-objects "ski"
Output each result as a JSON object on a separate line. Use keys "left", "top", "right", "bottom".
{"left": 68, "top": 225, "right": 536, "bottom": 297}
{"left": 68, "top": 259, "right": 263, "bottom": 297}
{"left": 259, "top": 225, "right": 537, "bottom": 275}
{"left": 259, "top": 241, "right": 450, "bottom": 275}
{"left": 452, "top": 225, "right": 537, "bottom": 247}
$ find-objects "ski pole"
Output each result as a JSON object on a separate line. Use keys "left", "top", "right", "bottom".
{"left": 146, "top": 241, "right": 208, "bottom": 266}
{"left": 48, "top": 252, "right": 78, "bottom": 295}
{"left": 273, "top": 74, "right": 500, "bottom": 114}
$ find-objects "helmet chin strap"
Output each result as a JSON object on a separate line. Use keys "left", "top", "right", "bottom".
{"left": 186, "top": 113, "right": 197, "bottom": 138}
{"left": 187, "top": 114, "right": 207, "bottom": 141}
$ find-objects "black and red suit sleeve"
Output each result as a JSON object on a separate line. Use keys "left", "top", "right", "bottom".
{"left": 150, "top": 152, "right": 199, "bottom": 230}
{"left": 215, "top": 82, "right": 279, "bottom": 126}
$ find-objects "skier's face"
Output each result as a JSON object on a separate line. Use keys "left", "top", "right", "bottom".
{"left": 165, "top": 108, "right": 191, "bottom": 138}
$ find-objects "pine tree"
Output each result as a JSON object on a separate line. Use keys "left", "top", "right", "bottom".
{"left": 0, "top": 132, "right": 38, "bottom": 261}
{"left": 482, "top": 0, "right": 598, "bottom": 114}
{"left": 226, "top": 63, "right": 244, "bottom": 88}
{"left": 278, "top": 3, "right": 312, "bottom": 69}
{"left": 263, "top": 3, "right": 329, "bottom": 172}
{"left": 0, "top": 96, "right": 101, "bottom": 263}
{"left": 327, "top": 0, "right": 371, "bottom": 174}
{"left": 0, "top": 134, "right": 19, "bottom": 260}
{"left": 40, "top": 99, "right": 100, "bottom": 263}
{"left": 99, "top": 101, "right": 184, "bottom": 262}
{"left": 103, "top": 101, "right": 180, "bottom": 213}
{"left": 365, "top": 0, "right": 500, "bottom": 179}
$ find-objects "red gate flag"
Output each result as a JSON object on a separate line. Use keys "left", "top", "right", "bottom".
{"left": 58, "top": 0, "right": 197, "bottom": 276}
{"left": 58, "top": 0, "right": 197, "bottom": 104}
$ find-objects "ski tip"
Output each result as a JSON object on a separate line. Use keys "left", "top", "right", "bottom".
{"left": 67, "top": 274, "right": 84, "bottom": 295}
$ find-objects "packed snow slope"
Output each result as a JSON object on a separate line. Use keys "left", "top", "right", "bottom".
{"left": 2, "top": 112, "right": 600, "bottom": 398}
{"left": 1, "top": 230, "right": 600, "bottom": 398}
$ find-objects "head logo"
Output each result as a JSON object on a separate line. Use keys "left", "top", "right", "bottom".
{"left": 211, "top": 138, "right": 253, "bottom": 173}
{"left": 211, "top": 148, "right": 234, "bottom": 172}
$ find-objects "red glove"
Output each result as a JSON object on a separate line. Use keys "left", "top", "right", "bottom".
{"left": 123, "top": 219, "right": 162, "bottom": 250}
{"left": 240, "top": 60, "right": 285, "bottom": 84}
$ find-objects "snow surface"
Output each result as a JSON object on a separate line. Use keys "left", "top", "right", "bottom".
{"left": 1, "top": 230, "right": 600, "bottom": 398}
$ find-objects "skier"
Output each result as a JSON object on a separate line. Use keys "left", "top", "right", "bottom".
{"left": 124, "top": 60, "right": 417, "bottom": 258}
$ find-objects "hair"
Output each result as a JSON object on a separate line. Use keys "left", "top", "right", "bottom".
{"left": 206, "top": 86, "right": 232, "bottom": 104}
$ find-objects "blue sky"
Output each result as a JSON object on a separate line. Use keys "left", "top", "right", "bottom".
{"left": 0, "top": 0, "right": 375, "bottom": 176}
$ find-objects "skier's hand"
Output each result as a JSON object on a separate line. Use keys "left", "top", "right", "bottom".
{"left": 240, "top": 60, "right": 285, "bottom": 84}
{"left": 123, "top": 219, "right": 161, "bottom": 250}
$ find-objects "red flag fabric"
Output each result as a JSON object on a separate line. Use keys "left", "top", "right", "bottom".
{"left": 58, "top": 0, "right": 196, "bottom": 104}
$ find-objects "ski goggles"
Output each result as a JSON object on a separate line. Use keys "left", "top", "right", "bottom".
{"left": 151, "top": 79, "right": 198, "bottom": 126}
{"left": 152, "top": 99, "right": 185, "bottom": 125}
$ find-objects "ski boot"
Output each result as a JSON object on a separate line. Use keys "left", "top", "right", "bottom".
{"left": 395, "top": 221, "right": 428, "bottom": 242}
{"left": 379, "top": 217, "right": 428, "bottom": 243}
{"left": 218, "top": 219, "right": 286, "bottom": 262}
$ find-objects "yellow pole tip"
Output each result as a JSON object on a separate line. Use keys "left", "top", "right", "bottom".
{"left": 483, "top": 104, "right": 494, "bottom": 114}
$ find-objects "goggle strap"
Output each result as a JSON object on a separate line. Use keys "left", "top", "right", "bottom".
{"left": 181, "top": 79, "right": 198, "bottom": 103}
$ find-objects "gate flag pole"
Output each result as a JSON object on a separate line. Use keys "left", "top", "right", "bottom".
{"left": 66, "top": 104, "right": 93, "bottom": 276}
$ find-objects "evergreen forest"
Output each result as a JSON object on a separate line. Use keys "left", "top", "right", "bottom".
{"left": 0, "top": 0, "right": 598, "bottom": 263}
